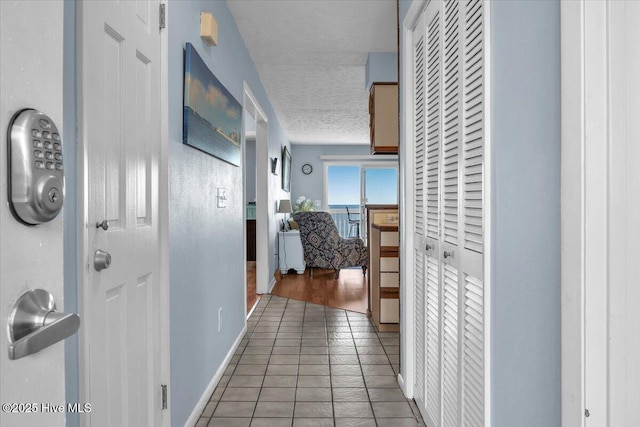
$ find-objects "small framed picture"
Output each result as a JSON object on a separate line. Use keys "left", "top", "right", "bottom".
{"left": 282, "top": 146, "right": 291, "bottom": 192}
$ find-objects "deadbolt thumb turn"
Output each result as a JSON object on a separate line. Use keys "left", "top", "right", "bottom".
{"left": 94, "top": 249, "right": 111, "bottom": 271}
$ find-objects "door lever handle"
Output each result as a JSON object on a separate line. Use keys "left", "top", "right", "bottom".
{"left": 7, "top": 289, "right": 80, "bottom": 360}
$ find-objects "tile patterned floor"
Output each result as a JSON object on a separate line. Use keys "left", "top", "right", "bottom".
{"left": 196, "top": 295, "right": 426, "bottom": 427}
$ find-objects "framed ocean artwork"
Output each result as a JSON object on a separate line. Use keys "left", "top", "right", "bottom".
{"left": 183, "top": 42, "right": 242, "bottom": 166}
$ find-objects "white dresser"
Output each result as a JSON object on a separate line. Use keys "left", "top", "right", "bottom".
{"left": 278, "top": 230, "right": 306, "bottom": 274}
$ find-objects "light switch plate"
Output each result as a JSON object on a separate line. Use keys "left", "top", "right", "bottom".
{"left": 217, "top": 188, "right": 227, "bottom": 208}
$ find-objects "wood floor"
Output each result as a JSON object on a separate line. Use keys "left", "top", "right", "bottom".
{"left": 246, "top": 261, "right": 260, "bottom": 314}
{"left": 271, "top": 268, "right": 368, "bottom": 314}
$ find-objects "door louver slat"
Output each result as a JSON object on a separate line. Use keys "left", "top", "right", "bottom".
{"left": 442, "top": 263, "right": 459, "bottom": 427}
{"left": 463, "top": 274, "right": 484, "bottom": 426}
{"left": 443, "top": 0, "right": 460, "bottom": 246}
{"left": 426, "top": 255, "right": 441, "bottom": 424}
{"left": 426, "top": 11, "right": 441, "bottom": 242}
{"left": 463, "top": 0, "right": 484, "bottom": 254}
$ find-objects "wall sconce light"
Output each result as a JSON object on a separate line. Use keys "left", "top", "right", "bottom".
{"left": 200, "top": 12, "right": 218, "bottom": 46}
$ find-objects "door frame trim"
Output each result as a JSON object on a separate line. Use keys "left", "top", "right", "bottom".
{"left": 76, "top": 2, "right": 171, "bottom": 424}
{"left": 242, "top": 82, "right": 269, "bottom": 296}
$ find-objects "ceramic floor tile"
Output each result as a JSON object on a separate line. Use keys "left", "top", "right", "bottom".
{"left": 299, "top": 355, "right": 329, "bottom": 365}
{"left": 233, "top": 364, "right": 267, "bottom": 376}
{"left": 331, "top": 388, "right": 369, "bottom": 402}
{"left": 208, "top": 418, "right": 251, "bottom": 427}
{"left": 371, "top": 402, "right": 414, "bottom": 418}
{"left": 213, "top": 401, "right": 256, "bottom": 418}
{"left": 258, "top": 387, "right": 296, "bottom": 401}
{"left": 239, "top": 354, "right": 271, "bottom": 365}
{"left": 330, "top": 355, "right": 360, "bottom": 365}
{"left": 269, "top": 354, "right": 300, "bottom": 365}
{"left": 200, "top": 297, "right": 427, "bottom": 427}
{"left": 367, "top": 388, "right": 407, "bottom": 402}
{"left": 293, "top": 418, "right": 335, "bottom": 427}
{"left": 334, "top": 418, "right": 377, "bottom": 427}
{"left": 266, "top": 364, "right": 299, "bottom": 376}
{"left": 294, "top": 402, "right": 334, "bottom": 418}
{"left": 298, "top": 364, "right": 330, "bottom": 376}
{"left": 250, "top": 418, "right": 292, "bottom": 427}
{"left": 271, "top": 346, "right": 301, "bottom": 355}
{"left": 227, "top": 375, "right": 264, "bottom": 388}
{"left": 375, "top": 419, "right": 422, "bottom": 426}
{"left": 262, "top": 375, "right": 297, "bottom": 388}
{"left": 330, "top": 365, "right": 362, "bottom": 376}
{"left": 360, "top": 364, "right": 395, "bottom": 376}
{"left": 201, "top": 401, "right": 216, "bottom": 417}
{"left": 331, "top": 375, "right": 365, "bottom": 388}
{"left": 295, "top": 387, "right": 332, "bottom": 402}
{"left": 333, "top": 402, "right": 374, "bottom": 418}
{"left": 221, "top": 387, "right": 261, "bottom": 402}
{"left": 253, "top": 401, "right": 295, "bottom": 418}
{"left": 358, "top": 355, "right": 390, "bottom": 365}
{"left": 298, "top": 375, "right": 331, "bottom": 388}
{"left": 363, "top": 375, "right": 399, "bottom": 388}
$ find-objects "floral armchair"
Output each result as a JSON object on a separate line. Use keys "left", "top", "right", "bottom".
{"left": 293, "top": 211, "right": 368, "bottom": 279}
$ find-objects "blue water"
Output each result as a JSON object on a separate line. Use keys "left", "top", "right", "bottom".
{"left": 183, "top": 107, "right": 241, "bottom": 166}
{"left": 328, "top": 204, "right": 360, "bottom": 210}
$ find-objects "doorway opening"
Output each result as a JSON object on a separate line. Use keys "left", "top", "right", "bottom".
{"left": 242, "top": 83, "right": 269, "bottom": 315}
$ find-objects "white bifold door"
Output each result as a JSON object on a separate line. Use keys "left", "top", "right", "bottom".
{"left": 411, "top": 1, "right": 486, "bottom": 426}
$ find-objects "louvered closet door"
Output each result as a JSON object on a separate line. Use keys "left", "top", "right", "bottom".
{"left": 412, "top": 2, "right": 443, "bottom": 426}
{"left": 459, "top": 1, "right": 485, "bottom": 425}
{"left": 411, "top": 1, "right": 485, "bottom": 426}
{"left": 440, "top": 1, "right": 462, "bottom": 426}
{"left": 412, "top": 8, "right": 428, "bottom": 419}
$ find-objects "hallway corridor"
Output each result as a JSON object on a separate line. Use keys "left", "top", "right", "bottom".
{"left": 196, "top": 295, "right": 425, "bottom": 426}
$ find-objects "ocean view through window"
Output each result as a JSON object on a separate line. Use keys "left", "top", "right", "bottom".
{"left": 325, "top": 165, "right": 397, "bottom": 238}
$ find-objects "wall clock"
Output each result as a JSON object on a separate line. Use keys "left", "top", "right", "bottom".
{"left": 301, "top": 163, "right": 313, "bottom": 175}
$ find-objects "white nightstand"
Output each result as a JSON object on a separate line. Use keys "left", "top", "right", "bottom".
{"left": 278, "top": 230, "right": 306, "bottom": 274}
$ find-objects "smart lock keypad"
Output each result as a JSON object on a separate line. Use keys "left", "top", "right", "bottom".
{"left": 9, "top": 109, "right": 64, "bottom": 225}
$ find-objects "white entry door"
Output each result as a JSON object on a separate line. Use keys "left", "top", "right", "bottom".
{"left": 1, "top": 2, "right": 66, "bottom": 426}
{"left": 80, "top": 1, "right": 164, "bottom": 426}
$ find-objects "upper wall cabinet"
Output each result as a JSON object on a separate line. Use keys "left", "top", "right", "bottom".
{"left": 369, "top": 82, "right": 399, "bottom": 154}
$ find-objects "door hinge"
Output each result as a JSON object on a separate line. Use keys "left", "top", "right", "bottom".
{"left": 161, "top": 384, "right": 168, "bottom": 410}
{"left": 159, "top": 4, "right": 166, "bottom": 30}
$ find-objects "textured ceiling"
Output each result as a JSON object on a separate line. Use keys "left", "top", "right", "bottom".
{"left": 227, "top": 0, "right": 397, "bottom": 145}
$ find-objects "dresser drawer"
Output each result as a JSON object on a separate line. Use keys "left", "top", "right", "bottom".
{"left": 380, "top": 257, "right": 399, "bottom": 272}
{"left": 380, "top": 298, "right": 400, "bottom": 323}
{"left": 381, "top": 231, "right": 399, "bottom": 246}
{"left": 380, "top": 272, "right": 399, "bottom": 287}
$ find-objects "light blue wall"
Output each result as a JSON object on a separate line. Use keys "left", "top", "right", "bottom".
{"left": 167, "top": 2, "right": 290, "bottom": 425}
{"left": 490, "top": 1, "right": 561, "bottom": 426}
{"left": 365, "top": 52, "right": 398, "bottom": 90}
{"left": 290, "top": 144, "right": 371, "bottom": 207}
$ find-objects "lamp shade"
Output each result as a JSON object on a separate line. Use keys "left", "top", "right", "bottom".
{"left": 278, "top": 199, "right": 292, "bottom": 214}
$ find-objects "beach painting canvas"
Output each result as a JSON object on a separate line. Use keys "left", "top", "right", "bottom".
{"left": 183, "top": 43, "right": 242, "bottom": 166}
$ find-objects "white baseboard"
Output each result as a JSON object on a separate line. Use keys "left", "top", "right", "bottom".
{"left": 397, "top": 373, "right": 408, "bottom": 397}
{"left": 268, "top": 276, "right": 276, "bottom": 293}
{"left": 183, "top": 325, "right": 247, "bottom": 427}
